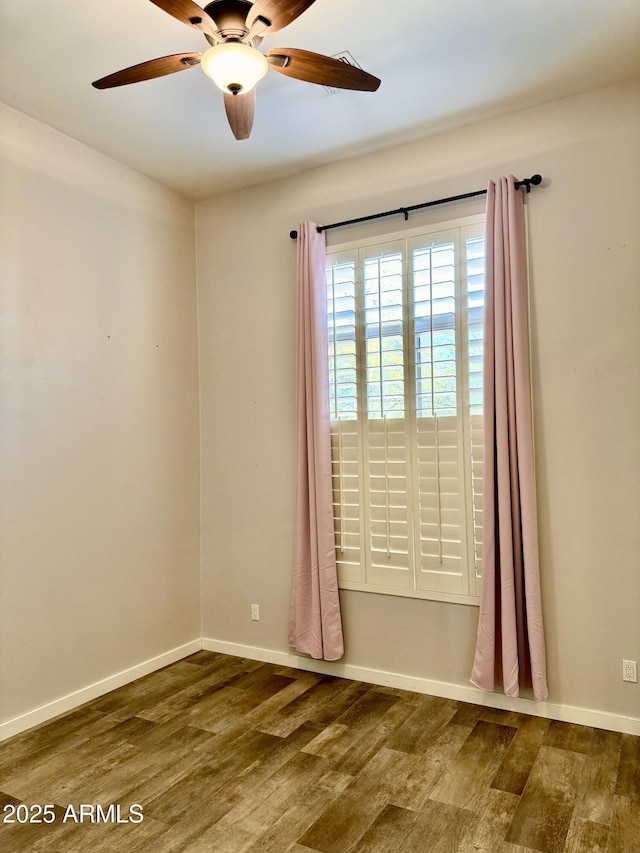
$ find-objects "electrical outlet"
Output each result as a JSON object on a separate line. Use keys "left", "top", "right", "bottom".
{"left": 622, "top": 660, "right": 638, "bottom": 683}
{"left": 251, "top": 604, "right": 260, "bottom": 621}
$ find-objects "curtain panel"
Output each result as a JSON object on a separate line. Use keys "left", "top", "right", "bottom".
{"left": 470, "top": 177, "right": 548, "bottom": 702}
{"left": 289, "top": 222, "right": 344, "bottom": 661}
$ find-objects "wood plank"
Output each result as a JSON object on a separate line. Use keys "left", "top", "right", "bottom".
{"left": 5, "top": 738, "right": 139, "bottom": 802}
{"left": 135, "top": 659, "right": 258, "bottom": 723}
{"left": 221, "top": 720, "right": 326, "bottom": 805}
{"left": 258, "top": 676, "right": 371, "bottom": 738}
{"left": 606, "top": 794, "right": 640, "bottom": 852}
{"left": 142, "top": 728, "right": 282, "bottom": 824}
{"left": 187, "top": 823, "right": 257, "bottom": 853}
{"left": 302, "top": 690, "right": 398, "bottom": 763}
{"left": 138, "top": 792, "right": 241, "bottom": 853}
{"left": 183, "top": 686, "right": 264, "bottom": 733}
{"left": 355, "top": 803, "right": 418, "bottom": 851}
{"left": 491, "top": 716, "right": 550, "bottom": 795}
{"left": 193, "top": 751, "right": 329, "bottom": 851}
{"left": 449, "top": 702, "right": 484, "bottom": 728}
{"left": 181, "top": 650, "right": 227, "bottom": 666}
{"left": 573, "top": 728, "right": 622, "bottom": 823}
{"left": 358, "top": 799, "right": 475, "bottom": 852}
{"left": 563, "top": 817, "right": 609, "bottom": 853}
{"left": 0, "top": 713, "right": 126, "bottom": 792}
{"left": 430, "top": 720, "right": 517, "bottom": 810}
{"left": 246, "top": 769, "right": 352, "bottom": 853}
{"left": 0, "top": 790, "right": 19, "bottom": 807}
{"left": 0, "top": 706, "right": 110, "bottom": 776}
{"left": 231, "top": 666, "right": 296, "bottom": 700}
{"left": 452, "top": 702, "right": 538, "bottom": 733}
{"left": 614, "top": 733, "right": 640, "bottom": 800}
{"left": 199, "top": 677, "right": 328, "bottom": 747}
{"left": 88, "top": 667, "right": 199, "bottom": 716}
{"left": 33, "top": 716, "right": 216, "bottom": 807}
{"left": 385, "top": 724, "right": 473, "bottom": 811}
{"left": 298, "top": 747, "right": 406, "bottom": 853}
{"left": 31, "top": 813, "right": 170, "bottom": 853}
{"left": 330, "top": 695, "right": 418, "bottom": 776}
{"left": 457, "top": 788, "right": 521, "bottom": 852}
{"left": 384, "top": 694, "right": 460, "bottom": 754}
{"left": 244, "top": 675, "right": 327, "bottom": 728}
{"left": 478, "top": 706, "right": 538, "bottom": 728}
{"left": 46, "top": 722, "right": 211, "bottom": 806}
{"left": 84, "top": 715, "right": 159, "bottom": 745}
{"left": 73, "top": 727, "right": 219, "bottom": 805}
{"left": 106, "top": 731, "right": 225, "bottom": 815}
{"left": 505, "top": 745, "right": 586, "bottom": 852}
{"left": 543, "top": 720, "right": 594, "bottom": 754}
{"left": 0, "top": 803, "right": 66, "bottom": 853}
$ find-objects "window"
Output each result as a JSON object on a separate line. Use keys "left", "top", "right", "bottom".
{"left": 326, "top": 215, "right": 485, "bottom": 604}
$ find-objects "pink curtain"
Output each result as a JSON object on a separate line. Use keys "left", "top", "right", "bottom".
{"left": 470, "top": 177, "right": 548, "bottom": 702}
{"left": 288, "top": 222, "right": 344, "bottom": 661}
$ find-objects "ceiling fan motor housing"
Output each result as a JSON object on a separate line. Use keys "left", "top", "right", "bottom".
{"left": 204, "top": 0, "right": 255, "bottom": 41}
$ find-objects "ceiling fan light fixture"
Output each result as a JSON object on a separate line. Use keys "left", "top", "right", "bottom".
{"left": 201, "top": 42, "right": 268, "bottom": 94}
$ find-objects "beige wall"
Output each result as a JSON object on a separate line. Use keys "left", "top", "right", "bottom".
{"left": 0, "top": 105, "right": 201, "bottom": 723}
{"left": 196, "top": 79, "right": 640, "bottom": 720}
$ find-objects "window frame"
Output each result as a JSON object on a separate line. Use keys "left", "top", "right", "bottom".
{"left": 326, "top": 212, "right": 486, "bottom": 607}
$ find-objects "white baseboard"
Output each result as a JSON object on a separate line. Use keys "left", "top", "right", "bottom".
{"left": 202, "top": 637, "right": 640, "bottom": 736}
{"left": 0, "top": 639, "right": 202, "bottom": 743}
{"left": 3, "top": 636, "right": 637, "bottom": 742}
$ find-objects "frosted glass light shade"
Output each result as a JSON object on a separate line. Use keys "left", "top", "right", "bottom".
{"left": 201, "top": 43, "right": 268, "bottom": 95}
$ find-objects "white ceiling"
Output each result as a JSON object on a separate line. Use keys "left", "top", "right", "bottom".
{"left": 1, "top": 0, "right": 639, "bottom": 200}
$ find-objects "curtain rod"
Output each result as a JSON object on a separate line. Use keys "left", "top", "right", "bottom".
{"left": 289, "top": 174, "right": 543, "bottom": 240}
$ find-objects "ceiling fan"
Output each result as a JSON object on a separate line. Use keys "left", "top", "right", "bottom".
{"left": 93, "top": 0, "right": 381, "bottom": 140}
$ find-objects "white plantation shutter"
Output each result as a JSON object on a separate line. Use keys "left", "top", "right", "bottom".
{"left": 326, "top": 215, "right": 485, "bottom": 603}
{"left": 361, "top": 243, "right": 412, "bottom": 588}
{"left": 331, "top": 419, "right": 362, "bottom": 582}
{"left": 410, "top": 231, "right": 468, "bottom": 595}
{"left": 469, "top": 414, "right": 484, "bottom": 583}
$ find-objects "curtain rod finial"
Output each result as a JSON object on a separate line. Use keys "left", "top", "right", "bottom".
{"left": 290, "top": 230, "right": 298, "bottom": 240}
{"left": 515, "top": 174, "right": 543, "bottom": 192}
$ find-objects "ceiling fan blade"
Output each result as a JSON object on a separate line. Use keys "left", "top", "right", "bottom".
{"left": 246, "top": 0, "right": 317, "bottom": 35}
{"left": 148, "top": 0, "right": 218, "bottom": 38}
{"left": 224, "top": 89, "right": 256, "bottom": 140}
{"left": 92, "top": 53, "right": 202, "bottom": 89}
{"left": 267, "top": 48, "right": 381, "bottom": 91}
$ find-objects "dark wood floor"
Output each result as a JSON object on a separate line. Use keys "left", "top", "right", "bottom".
{"left": 0, "top": 651, "right": 638, "bottom": 852}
